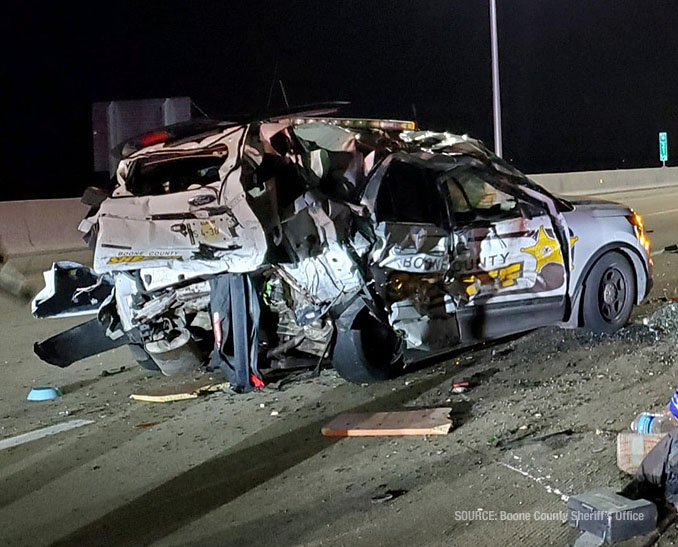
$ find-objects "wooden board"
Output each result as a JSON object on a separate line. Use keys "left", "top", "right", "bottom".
{"left": 616, "top": 432, "right": 666, "bottom": 475}
{"left": 321, "top": 408, "right": 452, "bottom": 437}
{"left": 130, "top": 381, "right": 229, "bottom": 403}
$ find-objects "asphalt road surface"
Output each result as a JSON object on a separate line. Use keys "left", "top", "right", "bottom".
{"left": 0, "top": 186, "right": 676, "bottom": 547}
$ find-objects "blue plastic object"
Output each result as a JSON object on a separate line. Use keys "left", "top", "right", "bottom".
{"left": 669, "top": 390, "right": 678, "bottom": 420}
{"left": 26, "top": 387, "right": 61, "bottom": 401}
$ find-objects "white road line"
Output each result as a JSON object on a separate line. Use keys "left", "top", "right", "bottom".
{"left": 498, "top": 461, "right": 570, "bottom": 502}
{"left": 0, "top": 419, "right": 94, "bottom": 451}
{"left": 645, "top": 208, "right": 678, "bottom": 217}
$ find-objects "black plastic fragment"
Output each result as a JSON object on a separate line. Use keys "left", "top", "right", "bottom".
{"left": 34, "top": 319, "right": 128, "bottom": 368}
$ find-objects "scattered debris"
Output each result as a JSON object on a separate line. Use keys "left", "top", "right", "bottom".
{"left": 101, "top": 366, "right": 127, "bottom": 377}
{"left": 646, "top": 303, "right": 678, "bottom": 339}
{"left": 454, "top": 355, "right": 476, "bottom": 367}
{"left": 130, "top": 380, "right": 228, "bottom": 403}
{"left": 451, "top": 380, "right": 470, "bottom": 393}
{"left": 370, "top": 489, "right": 407, "bottom": 504}
{"left": 498, "top": 461, "right": 570, "bottom": 502}
{"left": 651, "top": 243, "right": 678, "bottom": 257}
{"left": 26, "top": 386, "right": 61, "bottom": 401}
{"left": 321, "top": 408, "right": 452, "bottom": 437}
{"left": 135, "top": 421, "right": 162, "bottom": 429}
{"left": 492, "top": 346, "right": 514, "bottom": 358}
{"left": 568, "top": 488, "right": 657, "bottom": 544}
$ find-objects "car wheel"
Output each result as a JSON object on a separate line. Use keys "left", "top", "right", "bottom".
{"left": 127, "top": 343, "right": 160, "bottom": 372}
{"left": 332, "top": 308, "right": 403, "bottom": 384}
{"left": 582, "top": 251, "right": 636, "bottom": 333}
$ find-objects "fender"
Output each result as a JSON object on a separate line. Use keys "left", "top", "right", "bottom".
{"left": 561, "top": 242, "right": 650, "bottom": 327}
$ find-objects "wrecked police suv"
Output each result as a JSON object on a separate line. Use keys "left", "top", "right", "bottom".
{"left": 31, "top": 114, "right": 652, "bottom": 389}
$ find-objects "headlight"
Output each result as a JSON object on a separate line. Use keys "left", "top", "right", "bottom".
{"left": 627, "top": 211, "right": 651, "bottom": 254}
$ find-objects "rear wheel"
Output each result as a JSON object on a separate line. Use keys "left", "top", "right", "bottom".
{"left": 332, "top": 308, "right": 403, "bottom": 384}
{"left": 582, "top": 251, "right": 636, "bottom": 333}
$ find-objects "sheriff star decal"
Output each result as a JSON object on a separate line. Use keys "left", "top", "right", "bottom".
{"left": 520, "top": 225, "right": 564, "bottom": 273}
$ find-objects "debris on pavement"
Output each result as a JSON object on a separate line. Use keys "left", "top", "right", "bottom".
{"left": 100, "top": 366, "right": 127, "bottom": 377}
{"left": 567, "top": 488, "right": 657, "bottom": 544}
{"left": 321, "top": 408, "right": 452, "bottom": 437}
{"left": 451, "top": 380, "right": 470, "bottom": 393}
{"left": 646, "top": 303, "right": 678, "bottom": 338}
{"left": 651, "top": 243, "right": 678, "bottom": 257}
{"left": 26, "top": 386, "right": 61, "bottom": 401}
{"left": 617, "top": 432, "right": 666, "bottom": 475}
{"left": 130, "top": 380, "right": 229, "bottom": 403}
{"left": 135, "top": 421, "right": 162, "bottom": 428}
{"left": 370, "top": 488, "right": 408, "bottom": 504}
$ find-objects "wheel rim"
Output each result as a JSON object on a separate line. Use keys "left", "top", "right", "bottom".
{"left": 598, "top": 266, "right": 627, "bottom": 323}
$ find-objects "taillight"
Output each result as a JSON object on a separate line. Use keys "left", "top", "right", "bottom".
{"left": 138, "top": 130, "right": 171, "bottom": 148}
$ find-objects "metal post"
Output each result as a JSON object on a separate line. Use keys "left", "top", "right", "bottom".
{"left": 489, "top": 0, "right": 503, "bottom": 157}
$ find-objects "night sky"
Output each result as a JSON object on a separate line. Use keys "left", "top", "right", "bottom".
{"left": 3, "top": 1, "right": 678, "bottom": 200}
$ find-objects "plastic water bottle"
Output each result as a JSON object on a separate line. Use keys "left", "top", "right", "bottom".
{"left": 630, "top": 391, "right": 678, "bottom": 434}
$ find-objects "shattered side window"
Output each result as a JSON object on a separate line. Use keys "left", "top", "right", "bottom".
{"left": 444, "top": 168, "right": 517, "bottom": 219}
{"left": 375, "top": 160, "right": 446, "bottom": 226}
{"left": 126, "top": 155, "right": 225, "bottom": 196}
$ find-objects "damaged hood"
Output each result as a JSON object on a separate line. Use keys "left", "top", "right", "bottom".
{"left": 564, "top": 196, "right": 632, "bottom": 217}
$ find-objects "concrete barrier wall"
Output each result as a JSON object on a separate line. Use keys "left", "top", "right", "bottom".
{"left": 1, "top": 166, "right": 677, "bottom": 265}
{"left": 0, "top": 198, "right": 90, "bottom": 256}
{"left": 529, "top": 166, "right": 678, "bottom": 196}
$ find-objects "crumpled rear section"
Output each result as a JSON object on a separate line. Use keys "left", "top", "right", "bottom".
{"left": 34, "top": 116, "right": 570, "bottom": 388}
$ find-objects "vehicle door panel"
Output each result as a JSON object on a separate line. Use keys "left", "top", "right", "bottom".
{"left": 443, "top": 169, "right": 569, "bottom": 339}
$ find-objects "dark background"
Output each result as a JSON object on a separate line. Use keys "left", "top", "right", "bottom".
{"left": 3, "top": 1, "right": 677, "bottom": 200}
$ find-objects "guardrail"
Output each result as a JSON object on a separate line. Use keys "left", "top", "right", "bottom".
{"left": 529, "top": 166, "right": 678, "bottom": 196}
{"left": 0, "top": 198, "right": 90, "bottom": 256}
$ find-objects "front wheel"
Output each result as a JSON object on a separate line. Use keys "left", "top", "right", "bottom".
{"left": 582, "top": 251, "right": 636, "bottom": 333}
{"left": 332, "top": 308, "right": 403, "bottom": 384}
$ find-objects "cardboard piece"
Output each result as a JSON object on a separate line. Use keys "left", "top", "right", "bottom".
{"left": 616, "top": 432, "right": 666, "bottom": 475}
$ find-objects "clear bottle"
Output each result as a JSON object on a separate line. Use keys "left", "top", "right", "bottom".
{"left": 630, "top": 391, "right": 678, "bottom": 434}
{"left": 630, "top": 411, "right": 678, "bottom": 434}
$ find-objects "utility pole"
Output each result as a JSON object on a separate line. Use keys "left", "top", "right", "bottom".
{"left": 489, "top": 0, "right": 503, "bottom": 157}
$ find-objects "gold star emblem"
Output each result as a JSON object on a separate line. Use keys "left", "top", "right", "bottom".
{"left": 520, "top": 226, "right": 564, "bottom": 273}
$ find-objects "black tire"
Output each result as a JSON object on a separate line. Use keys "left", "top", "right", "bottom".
{"left": 127, "top": 343, "right": 161, "bottom": 372}
{"left": 582, "top": 251, "right": 636, "bottom": 333}
{"left": 332, "top": 309, "right": 403, "bottom": 384}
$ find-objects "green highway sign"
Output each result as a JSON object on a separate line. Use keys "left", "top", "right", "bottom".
{"left": 659, "top": 132, "right": 668, "bottom": 163}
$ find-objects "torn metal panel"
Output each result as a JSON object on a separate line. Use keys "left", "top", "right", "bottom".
{"left": 278, "top": 241, "right": 364, "bottom": 306}
{"left": 388, "top": 295, "right": 459, "bottom": 350}
{"left": 371, "top": 222, "right": 451, "bottom": 274}
{"left": 32, "top": 262, "right": 113, "bottom": 318}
